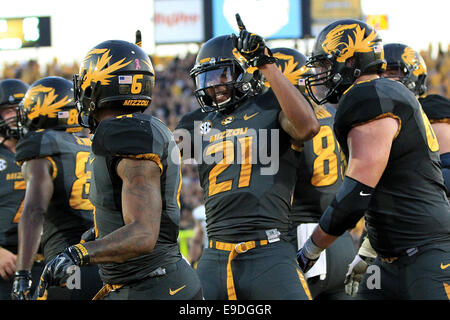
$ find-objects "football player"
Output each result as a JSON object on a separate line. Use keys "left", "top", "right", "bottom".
{"left": 420, "top": 94, "right": 450, "bottom": 196}
{"left": 271, "top": 47, "right": 356, "bottom": 300}
{"left": 12, "top": 76, "right": 102, "bottom": 300}
{"left": 0, "top": 79, "right": 45, "bottom": 299}
{"left": 37, "top": 40, "right": 203, "bottom": 300}
{"left": 297, "top": 20, "right": 450, "bottom": 299}
{"left": 175, "top": 15, "right": 319, "bottom": 300}
{"left": 379, "top": 43, "right": 450, "bottom": 197}
{"left": 344, "top": 43, "right": 450, "bottom": 296}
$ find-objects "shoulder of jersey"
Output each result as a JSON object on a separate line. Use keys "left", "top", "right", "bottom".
{"left": 419, "top": 94, "right": 450, "bottom": 121}
{"left": 253, "top": 89, "right": 280, "bottom": 111}
{"left": 315, "top": 105, "right": 336, "bottom": 121}
{"left": 176, "top": 108, "right": 206, "bottom": 131}
{"left": 15, "top": 129, "right": 61, "bottom": 164}
{"left": 337, "top": 78, "right": 392, "bottom": 128}
{"left": 92, "top": 113, "right": 161, "bottom": 158}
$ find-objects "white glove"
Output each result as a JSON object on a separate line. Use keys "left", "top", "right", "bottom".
{"left": 344, "top": 254, "right": 369, "bottom": 297}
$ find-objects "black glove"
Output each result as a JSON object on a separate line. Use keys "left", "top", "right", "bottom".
{"left": 11, "top": 270, "right": 33, "bottom": 300}
{"left": 38, "top": 244, "right": 89, "bottom": 298}
{"left": 231, "top": 13, "right": 276, "bottom": 67}
{"left": 297, "top": 247, "right": 319, "bottom": 274}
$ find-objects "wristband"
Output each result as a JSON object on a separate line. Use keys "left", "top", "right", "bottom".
{"left": 303, "top": 237, "right": 324, "bottom": 260}
{"left": 67, "top": 243, "right": 90, "bottom": 266}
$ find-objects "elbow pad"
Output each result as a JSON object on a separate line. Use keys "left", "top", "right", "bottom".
{"left": 319, "top": 176, "right": 374, "bottom": 236}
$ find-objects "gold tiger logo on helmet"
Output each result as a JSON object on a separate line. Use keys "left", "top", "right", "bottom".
{"left": 23, "top": 85, "right": 71, "bottom": 120}
{"left": 322, "top": 24, "right": 379, "bottom": 63}
{"left": 80, "top": 48, "right": 132, "bottom": 91}
{"left": 401, "top": 47, "right": 426, "bottom": 77}
{"left": 272, "top": 52, "right": 309, "bottom": 86}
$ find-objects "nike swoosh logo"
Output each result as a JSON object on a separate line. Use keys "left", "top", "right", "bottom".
{"left": 169, "top": 285, "right": 186, "bottom": 296}
{"left": 359, "top": 191, "right": 371, "bottom": 196}
{"left": 89, "top": 157, "right": 95, "bottom": 164}
{"left": 441, "top": 263, "right": 450, "bottom": 270}
{"left": 244, "top": 112, "right": 259, "bottom": 120}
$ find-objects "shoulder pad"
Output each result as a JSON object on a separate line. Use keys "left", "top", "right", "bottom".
{"left": 92, "top": 114, "right": 166, "bottom": 163}
{"left": 176, "top": 108, "right": 206, "bottom": 132}
{"left": 419, "top": 94, "right": 450, "bottom": 121}
{"left": 15, "top": 130, "right": 60, "bottom": 164}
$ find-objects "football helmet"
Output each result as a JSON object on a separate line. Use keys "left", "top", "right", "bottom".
{"left": 0, "top": 79, "right": 29, "bottom": 141}
{"left": 305, "top": 19, "right": 386, "bottom": 104}
{"left": 74, "top": 40, "right": 155, "bottom": 131}
{"left": 190, "top": 35, "right": 264, "bottom": 113}
{"left": 18, "top": 76, "right": 81, "bottom": 135}
{"left": 383, "top": 43, "right": 427, "bottom": 96}
{"left": 272, "top": 47, "right": 312, "bottom": 94}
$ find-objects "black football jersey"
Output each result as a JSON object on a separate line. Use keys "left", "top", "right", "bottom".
{"left": 335, "top": 77, "right": 450, "bottom": 257}
{"left": 88, "top": 113, "right": 181, "bottom": 284}
{"left": 419, "top": 94, "right": 450, "bottom": 123}
{"left": 0, "top": 145, "right": 25, "bottom": 252}
{"left": 177, "top": 90, "right": 301, "bottom": 242}
{"left": 15, "top": 129, "right": 94, "bottom": 261}
{"left": 291, "top": 105, "right": 345, "bottom": 224}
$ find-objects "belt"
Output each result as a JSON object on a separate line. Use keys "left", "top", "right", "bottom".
{"left": 92, "top": 283, "right": 124, "bottom": 300}
{"left": 380, "top": 247, "right": 420, "bottom": 264}
{"left": 209, "top": 239, "right": 269, "bottom": 300}
{"left": 91, "top": 262, "right": 178, "bottom": 300}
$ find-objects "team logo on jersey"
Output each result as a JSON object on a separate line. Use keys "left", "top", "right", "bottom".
{"left": 23, "top": 85, "right": 71, "bottom": 120}
{"left": 0, "top": 158, "right": 7, "bottom": 171}
{"left": 80, "top": 48, "right": 132, "bottom": 91}
{"left": 322, "top": 24, "right": 378, "bottom": 63}
{"left": 221, "top": 115, "right": 235, "bottom": 125}
{"left": 199, "top": 120, "right": 213, "bottom": 135}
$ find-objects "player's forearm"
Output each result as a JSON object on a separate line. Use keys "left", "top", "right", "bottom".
{"left": 16, "top": 208, "right": 44, "bottom": 271}
{"left": 310, "top": 224, "right": 337, "bottom": 250}
{"left": 82, "top": 221, "right": 160, "bottom": 264}
{"left": 260, "top": 63, "right": 319, "bottom": 140}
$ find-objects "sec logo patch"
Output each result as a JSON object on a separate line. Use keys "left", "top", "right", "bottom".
{"left": 0, "top": 158, "right": 7, "bottom": 171}
{"left": 199, "top": 121, "right": 213, "bottom": 135}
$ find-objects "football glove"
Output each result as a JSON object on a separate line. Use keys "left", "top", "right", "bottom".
{"left": 344, "top": 236, "right": 377, "bottom": 296}
{"left": 38, "top": 244, "right": 89, "bottom": 298}
{"left": 344, "top": 255, "right": 368, "bottom": 296}
{"left": 231, "top": 13, "right": 276, "bottom": 67}
{"left": 11, "top": 270, "right": 33, "bottom": 300}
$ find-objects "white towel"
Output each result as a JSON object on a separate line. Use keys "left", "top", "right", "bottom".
{"left": 297, "top": 223, "right": 327, "bottom": 280}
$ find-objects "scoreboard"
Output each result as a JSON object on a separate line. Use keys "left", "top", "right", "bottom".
{"left": 0, "top": 16, "right": 51, "bottom": 50}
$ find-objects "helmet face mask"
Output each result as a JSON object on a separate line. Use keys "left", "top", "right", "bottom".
{"left": 17, "top": 76, "right": 80, "bottom": 137}
{"left": 0, "top": 79, "right": 29, "bottom": 141}
{"left": 305, "top": 20, "right": 386, "bottom": 105}
{"left": 74, "top": 40, "right": 155, "bottom": 132}
{"left": 190, "top": 35, "right": 261, "bottom": 113}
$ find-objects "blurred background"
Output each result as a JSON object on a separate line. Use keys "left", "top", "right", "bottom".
{"left": 1, "top": 0, "right": 448, "bottom": 258}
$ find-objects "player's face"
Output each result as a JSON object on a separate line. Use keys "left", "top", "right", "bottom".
{"left": 196, "top": 66, "right": 234, "bottom": 105}
{"left": 382, "top": 67, "right": 406, "bottom": 81}
{"left": 0, "top": 106, "right": 18, "bottom": 128}
{"left": 307, "top": 60, "right": 333, "bottom": 102}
